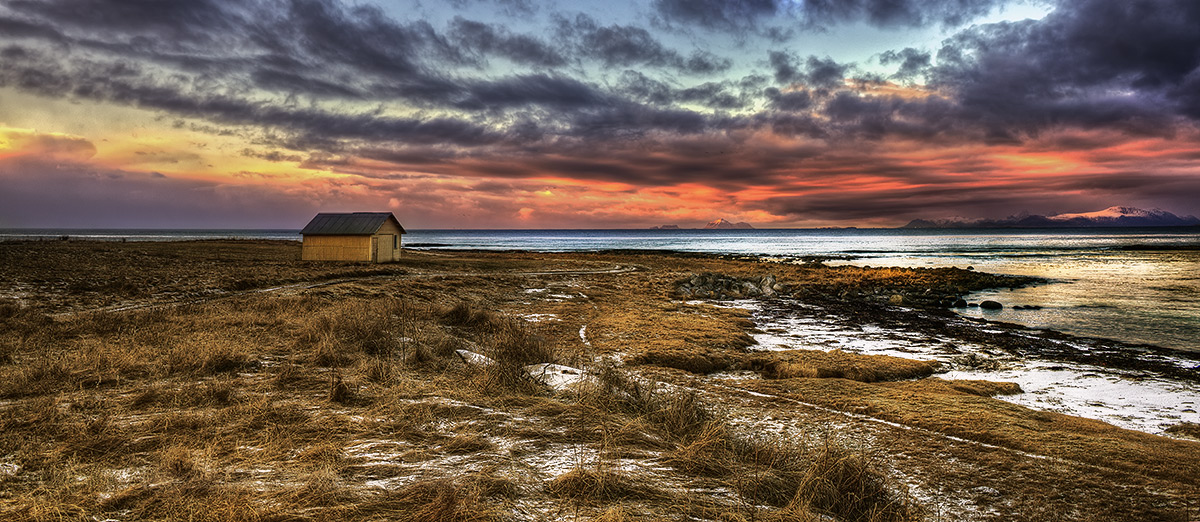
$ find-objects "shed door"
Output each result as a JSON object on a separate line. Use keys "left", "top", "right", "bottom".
{"left": 377, "top": 234, "right": 394, "bottom": 262}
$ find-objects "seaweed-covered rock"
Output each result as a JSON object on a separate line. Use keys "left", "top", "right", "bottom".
{"left": 675, "top": 272, "right": 784, "bottom": 300}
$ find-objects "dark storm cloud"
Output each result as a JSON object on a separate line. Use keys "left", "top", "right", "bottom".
{"left": 614, "top": 72, "right": 746, "bottom": 109}
{"left": 0, "top": 52, "right": 510, "bottom": 148}
{"left": 447, "top": 0, "right": 538, "bottom": 17}
{"left": 452, "top": 74, "right": 606, "bottom": 110}
{"left": 764, "top": 88, "right": 812, "bottom": 112}
{"left": 279, "top": 0, "right": 448, "bottom": 79}
{"left": 804, "top": 56, "right": 850, "bottom": 90}
{"left": 931, "top": 0, "right": 1200, "bottom": 134}
{"left": 556, "top": 14, "right": 731, "bottom": 74}
{"left": 676, "top": 82, "right": 746, "bottom": 109}
{"left": 448, "top": 17, "right": 567, "bottom": 68}
{"left": 768, "top": 51, "right": 801, "bottom": 84}
{"left": 8, "top": 0, "right": 239, "bottom": 41}
{"left": 652, "top": 0, "right": 780, "bottom": 31}
{"left": 0, "top": 15, "right": 67, "bottom": 42}
{"left": 250, "top": 69, "right": 364, "bottom": 98}
{"left": 879, "top": 48, "right": 931, "bottom": 81}
{"left": 654, "top": 0, "right": 1006, "bottom": 32}
{"left": 768, "top": 52, "right": 851, "bottom": 89}
{"left": 801, "top": 0, "right": 1004, "bottom": 28}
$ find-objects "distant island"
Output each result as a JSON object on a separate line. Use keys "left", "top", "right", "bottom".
{"left": 904, "top": 206, "right": 1200, "bottom": 229}
{"left": 649, "top": 218, "right": 754, "bottom": 230}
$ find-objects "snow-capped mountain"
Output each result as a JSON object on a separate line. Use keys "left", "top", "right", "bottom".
{"left": 703, "top": 218, "right": 754, "bottom": 229}
{"left": 1049, "top": 206, "right": 1176, "bottom": 221}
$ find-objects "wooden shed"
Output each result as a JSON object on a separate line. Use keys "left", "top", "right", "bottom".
{"left": 300, "top": 212, "right": 406, "bottom": 262}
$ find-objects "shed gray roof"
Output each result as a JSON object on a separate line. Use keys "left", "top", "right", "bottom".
{"left": 300, "top": 212, "right": 406, "bottom": 236}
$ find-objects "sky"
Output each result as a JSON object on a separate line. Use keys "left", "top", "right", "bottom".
{"left": 1, "top": 0, "right": 1199, "bottom": 229}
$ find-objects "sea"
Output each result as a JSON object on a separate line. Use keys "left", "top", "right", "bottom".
{"left": 3, "top": 227, "right": 1198, "bottom": 353}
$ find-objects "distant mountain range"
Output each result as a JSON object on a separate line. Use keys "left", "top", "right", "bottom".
{"left": 649, "top": 218, "right": 755, "bottom": 230}
{"left": 904, "top": 206, "right": 1200, "bottom": 229}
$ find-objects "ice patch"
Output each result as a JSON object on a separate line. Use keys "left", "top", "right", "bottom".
{"left": 0, "top": 462, "right": 19, "bottom": 477}
{"left": 749, "top": 298, "right": 1200, "bottom": 436}
{"left": 943, "top": 363, "right": 1200, "bottom": 434}
{"left": 520, "top": 313, "right": 559, "bottom": 322}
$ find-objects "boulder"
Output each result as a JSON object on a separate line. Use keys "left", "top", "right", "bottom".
{"left": 980, "top": 300, "right": 1003, "bottom": 310}
{"left": 523, "top": 363, "right": 593, "bottom": 392}
{"left": 887, "top": 294, "right": 905, "bottom": 305}
{"left": 953, "top": 299, "right": 968, "bottom": 308}
{"left": 456, "top": 349, "right": 496, "bottom": 367}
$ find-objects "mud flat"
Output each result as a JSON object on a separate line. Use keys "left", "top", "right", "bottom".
{"left": 0, "top": 240, "right": 1197, "bottom": 522}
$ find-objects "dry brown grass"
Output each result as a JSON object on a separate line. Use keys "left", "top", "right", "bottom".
{"left": 588, "top": 298, "right": 755, "bottom": 374}
{"left": 548, "top": 467, "right": 662, "bottom": 502}
{"left": 750, "top": 349, "right": 938, "bottom": 382}
{"left": 883, "top": 377, "right": 1023, "bottom": 396}
{"left": 360, "top": 479, "right": 500, "bottom": 522}
{"left": 742, "top": 377, "right": 1200, "bottom": 486}
{"left": 1, "top": 241, "right": 1194, "bottom": 522}
{"left": 570, "top": 365, "right": 917, "bottom": 520}
{"left": 1165, "top": 422, "right": 1200, "bottom": 440}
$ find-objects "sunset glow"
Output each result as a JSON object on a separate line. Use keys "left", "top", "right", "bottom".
{"left": 1, "top": 0, "right": 1198, "bottom": 229}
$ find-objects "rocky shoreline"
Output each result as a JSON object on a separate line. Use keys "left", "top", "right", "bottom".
{"left": 671, "top": 267, "right": 1200, "bottom": 384}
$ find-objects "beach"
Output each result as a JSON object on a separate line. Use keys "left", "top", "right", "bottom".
{"left": 0, "top": 239, "right": 1197, "bottom": 521}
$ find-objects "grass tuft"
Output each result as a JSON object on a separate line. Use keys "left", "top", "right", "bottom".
{"left": 1165, "top": 422, "right": 1200, "bottom": 440}
{"left": 365, "top": 479, "right": 499, "bottom": 522}
{"left": 547, "top": 467, "right": 659, "bottom": 502}
{"left": 751, "top": 349, "right": 937, "bottom": 383}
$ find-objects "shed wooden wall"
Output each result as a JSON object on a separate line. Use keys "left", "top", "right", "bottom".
{"left": 301, "top": 235, "right": 372, "bottom": 261}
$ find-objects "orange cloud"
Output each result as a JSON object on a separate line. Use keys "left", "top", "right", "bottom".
{"left": 0, "top": 127, "right": 96, "bottom": 162}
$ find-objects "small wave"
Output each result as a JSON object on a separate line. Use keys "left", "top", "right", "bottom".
{"left": 1117, "top": 244, "right": 1200, "bottom": 251}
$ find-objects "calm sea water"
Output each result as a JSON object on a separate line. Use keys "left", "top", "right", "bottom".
{"left": 3, "top": 227, "right": 1197, "bottom": 352}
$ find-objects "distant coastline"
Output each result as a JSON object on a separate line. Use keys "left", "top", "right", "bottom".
{"left": 4, "top": 225, "right": 1200, "bottom": 243}
{"left": 904, "top": 206, "right": 1200, "bottom": 229}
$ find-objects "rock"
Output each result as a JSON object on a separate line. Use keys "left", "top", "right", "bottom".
{"left": 524, "top": 363, "right": 593, "bottom": 391}
{"left": 973, "top": 486, "right": 1002, "bottom": 497}
{"left": 968, "top": 302, "right": 979, "bottom": 307}
{"left": 980, "top": 300, "right": 1003, "bottom": 310}
{"left": 953, "top": 298, "right": 968, "bottom": 308}
{"left": 772, "top": 283, "right": 785, "bottom": 292}
{"left": 887, "top": 294, "right": 905, "bottom": 305}
{"left": 456, "top": 349, "right": 496, "bottom": 367}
